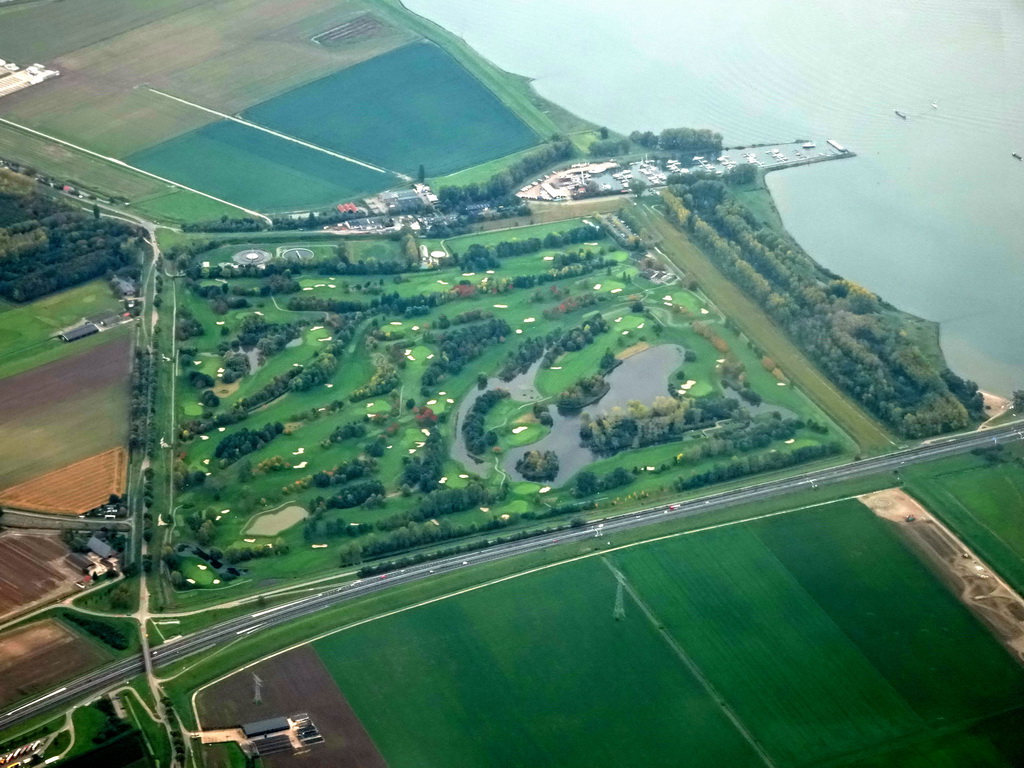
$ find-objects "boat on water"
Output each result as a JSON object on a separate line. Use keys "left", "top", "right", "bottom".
{"left": 894, "top": 110, "right": 908, "bottom": 119}
{"left": 931, "top": 102, "right": 938, "bottom": 109}
{"left": 1013, "top": 152, "right": 1022, "bottom": 161}
{"left": 802, "top": 142, "right": 815, "bottom": 149}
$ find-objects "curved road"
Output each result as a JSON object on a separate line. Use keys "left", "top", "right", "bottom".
{"left": 2, "top": 421, "right": 1021, "bottom": 731}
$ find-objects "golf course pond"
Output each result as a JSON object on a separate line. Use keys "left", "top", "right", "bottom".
{"left": 455, "top": 342, "right": 799, "bottom": 485}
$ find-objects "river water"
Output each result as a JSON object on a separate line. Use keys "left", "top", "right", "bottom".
{"left": 404, "top": 0, "right": 1024, "bottom": 394}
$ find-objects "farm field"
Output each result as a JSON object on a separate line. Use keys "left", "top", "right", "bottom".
{"left": 0, "top": 0, "right": 415, "bottom": 154}
{"left": 197, "top": 645, "right": 386, "bottom": 768}
{"left": 161, "top": 215, "right": 846, "bottom": 601}
{"left": 0, "top": 619, "right": 110, "bottom": 709}
{"left": 0, "top": 0, "right": 560, "bottom": 216}
{"left": 0, "top": 533, "right": 79, "bottom": 619}
{"left": 0, "top": 336, "right": 131, "bottom": 489}
{"left": 0, "top": 447, "right": 127, "bottom": 515}
{"left": 901, "top": 448, "right": 1024, "bottom": 594}
{"left": 204, "top": 500, "right": 1024, "bottom": 767}
{"left": 0, "top": 280, "right": 124, "bottom": 382}
{"left": 242, "top": 41, "right": 539, "bottom": 177}
{"left": 127, "top": 120, "right": 395, "bottom": 212}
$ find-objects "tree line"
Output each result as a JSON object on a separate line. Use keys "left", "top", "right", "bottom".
{"left": 662, "top": 180, "right": 984, "bottom": 437}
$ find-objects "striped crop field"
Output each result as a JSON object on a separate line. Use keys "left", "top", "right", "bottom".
{"left": 301, "top": 500, "right": 1024, "bottom": 767}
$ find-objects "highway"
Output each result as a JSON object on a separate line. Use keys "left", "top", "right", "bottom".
{"left": 2, "top": 420, "right": 1021, "bottom": 732}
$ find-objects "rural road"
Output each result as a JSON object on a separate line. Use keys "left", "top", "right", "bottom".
{"left": 2, "top": 420, "right": 1022, "bottom": 731}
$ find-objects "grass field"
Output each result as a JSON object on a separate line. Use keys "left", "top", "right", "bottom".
{"left": 0, "top": 0, "right": 415, "bottom": 155}
{"left": 128, "top": 120, "right": 394, "bottom": 211}
{"left": 0, "top": 280, "right": 123, "bottom": 381}
{"left": 243, "top": 41, "right": 539, "bottom": 177}
{"left": 314, "top": 560, "right": 763, "bottom": 768}
{"left": 291, "top": 500, "right": 1024, "bottom": 767}
{"left": 902, "top": 449, "right": 1024, "bottom": 594}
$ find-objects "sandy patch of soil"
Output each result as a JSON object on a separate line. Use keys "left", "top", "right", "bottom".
{"left": 860, "top": 488, "right": 1024, "bottom": 661}
{"left": 245, "top": 505, "right": 308, "bottom": 537}
{"left": 616, "top": 341, "right": 651, "bottom": 360}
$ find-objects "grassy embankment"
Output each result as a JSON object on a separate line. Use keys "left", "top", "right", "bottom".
{"left": 901, "top": 445, "right": 1024, "bottom": 594}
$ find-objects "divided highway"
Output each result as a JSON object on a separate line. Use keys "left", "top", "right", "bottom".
{"left": 2, "top": 421, "right": 1021, "bottom": 732}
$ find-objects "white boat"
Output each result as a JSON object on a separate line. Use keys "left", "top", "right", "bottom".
{"left": 802, "top": 142, "right": 815, "bottom": 149}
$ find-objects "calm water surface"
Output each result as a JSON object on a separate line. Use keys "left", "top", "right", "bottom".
{"left": 405, "top": 0, "right": 1024, "bottom": 393}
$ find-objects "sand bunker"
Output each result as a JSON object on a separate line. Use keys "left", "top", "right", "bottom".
{"left": 244, "top": 505, "right": 308, "bottom": 537}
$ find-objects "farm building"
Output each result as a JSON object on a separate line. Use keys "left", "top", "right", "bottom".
{"left": 242, "top": 718, "right": 290, "bottom": 739}
{"left": 59, "top": 323, "right": 98, "bottom": 342}
{"left": 110, "top": 276, "right": 137, "bottom": 299}
{"left": 86, "top": 535, "right": 113, "bottom": 559}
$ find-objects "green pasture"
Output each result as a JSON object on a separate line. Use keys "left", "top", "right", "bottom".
{"left": 132, "top": 189, "right": 247, "bottom": 224}
{"left": 443, "top": 218, "right": 594, "bottom": 252}
{"left": 902, "top": 451, "right": 1024, "bottom": 594}
{"left": 314, "top": 558, "right": 763, "bottom": 768}
{"left": 128, "top": 120, "right": 394, "bottom": 212}
{"left": 0, "top": 280, "right": 124, "bottom": 381}
{"left": 244, "top": 41, "right": 539, "bottom": 176}
{"left": 0, "top": 0, "right": 205, "bottom": 62}
{"left": 0, "top": 122, "right": 168, "bottom": 202}
{"left": 306, "top": 501, "right": 1024, "bottom": 767}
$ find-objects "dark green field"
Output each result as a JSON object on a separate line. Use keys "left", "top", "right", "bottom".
{"left": 308, "top": 501, "right": 1024, "bottom": 767}
{"left": 243, "top": 41, "right": 540, "bottom": 176}
{"left": 127, "top": 120, "right": 393, "bottom": 211}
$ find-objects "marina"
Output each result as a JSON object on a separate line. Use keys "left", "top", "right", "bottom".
{"left": 516, "top": 138, "right": 853, "bottom": 202}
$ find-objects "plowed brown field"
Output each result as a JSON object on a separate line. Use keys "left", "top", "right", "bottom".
{"left": 0, "top": 619, "right": 109, "bottom": 707}
{"left": 198, "top": 646, "right": 385, "bottom": 768}
{"left": 0, "top": 447, "right": 126, "bottom": 515}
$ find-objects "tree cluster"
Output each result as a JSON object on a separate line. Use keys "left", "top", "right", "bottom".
{"left": 581, "top": 396, "right": 740, "bottom": 455}
{"left": 421, "top": 318, "right": 511, "bottom": 387}
{"left": 0, "top": 169, "right": 142, "bottom": 301}
{"left": 662, "top": 182, "right": 984, "bottom": 437}
{"left": 462, "top": 388, "right": 510, "bottom": 456}
{"left": 214, "top": 422, "right": 284, "bottom": 463}
{"left": 515, "top": 450, "right": 560, "bottom": 481}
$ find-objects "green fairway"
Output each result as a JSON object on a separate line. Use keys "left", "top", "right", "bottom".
{"left": 303, "top": 501, "right": 1024, "bottom": 767}
{"left": 128, "top": 120, "right": 394, "bottom": 211}
{"left": 314, "top": 559, "right": 763, "bottom": 768}
{"left": 243, "top": 41, "right": 540, "bottom": 176}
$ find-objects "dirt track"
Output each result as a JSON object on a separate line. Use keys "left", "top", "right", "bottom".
{"left": 860, "top": 488, "right": 1024, "bottom": 662}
